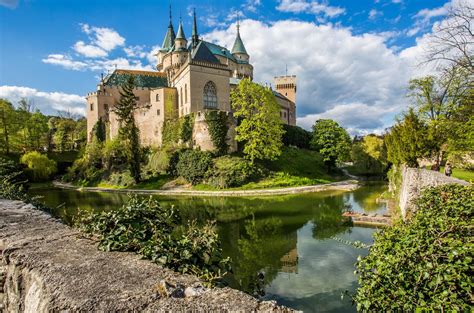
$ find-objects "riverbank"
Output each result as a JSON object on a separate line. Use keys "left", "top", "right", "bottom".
{"left": 0, "top": 199, "right": 291, "bottom": 312}
{"left": 53, "top": 179, "right": 359, "bottom": 197}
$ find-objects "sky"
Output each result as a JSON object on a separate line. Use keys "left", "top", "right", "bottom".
{"left": 0, "top": 0, "right": 470, "bottom": 134}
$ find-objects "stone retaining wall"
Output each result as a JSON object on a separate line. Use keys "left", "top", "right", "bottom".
{"left": 0, "top": 199, "right": 291, "bottom": 312}
{"left": 399, "top": 167, "right": 469, "bottom": 220}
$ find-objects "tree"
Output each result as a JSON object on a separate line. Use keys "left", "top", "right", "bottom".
{"left": 351, "top": 135, "right": 387, "bottom": 174}
{"left": 310, "top": 119, "right": 351, "bottom": 171}
{"left": 385, "top": 109, "right": 431, "bottom": 167}
{"left": 112, "top": 76, "right": 142, "bottom": 183}
{"left": 423, "top": 1, "right": 474, "bottom": 74}
{"left": 20, "top": 151, "right": 57, "bottom": 181}
{"left": 0, "top": 99, "right": 17, "bottom": 154}
{"left": 92, "top": 117, "right": 106, "bottom": 142}
{"left": 230, "top": 79, "right": 284, "bottom": 163}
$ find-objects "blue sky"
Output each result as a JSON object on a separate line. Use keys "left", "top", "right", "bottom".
{"left": 0, "top": 0, "right": 464, "bottom": 133}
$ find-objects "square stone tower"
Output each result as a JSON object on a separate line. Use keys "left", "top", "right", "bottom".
{"left": 274, "top": 75, "right": 297, "bottom": 104}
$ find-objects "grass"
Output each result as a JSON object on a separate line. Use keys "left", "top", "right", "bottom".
{"left": 194, "top": 147, "right": 341, "bottom": 191}
{"left": 440, "top": 167, "right": 474, "bottom": 182}
{"left": 133, "top": 175, "right": 174, "bottom": 190}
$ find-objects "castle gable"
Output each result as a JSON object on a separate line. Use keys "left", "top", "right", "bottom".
{"left": 191, "top": 41, "right": 220, "bottom": 64}
{"left": 104, "top": 69, "right": 168, "bottom": 88}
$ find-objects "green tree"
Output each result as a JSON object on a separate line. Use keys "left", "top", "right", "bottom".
{"left": 231, "top": 79, "right": 284, "bottom": 163}
{"left": 310, "top": 119, "right": 351, "bottom": 171}
{"left": 113, "top": 76, "right": 142, "bottom": 183}
{"left": 20, "top": 151, "right": 57, "bottom": 181}
{"left": 0, "top": 99, "right": 18, "bottom": 154}
{"left": 92, "top": 117, "right": 106, "bottom": 142}
{"left": 351, "top": 135, "right": 387, "bottom": 174}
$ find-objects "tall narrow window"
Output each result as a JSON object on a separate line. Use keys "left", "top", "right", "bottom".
{"left": 156, "top": 94, "right": 160, "bottom": 102}
{"left": 180, "top": 87, "right": 183, "bottom": 106}
{"left": 90, "top": 103, "right": 94, "bottom": 111}
{"left": 185, "top": 84, "right": 188, "bottom": 103}
{"left": 203, "top": 81, "right": 218, "bottom": 109}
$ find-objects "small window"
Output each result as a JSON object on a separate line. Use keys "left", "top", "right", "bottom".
{"left": 185, "top": 84, "right": 188, "bottom": 103}
{"left": 104, "top": 103, "right": 109, "bottom": 111}
{"left": 90, "top": 103, "right": 94, "bottom": 111}
{"left": 157, "top": 109, "right": 160, "bottom": 116}
{"left": 156, "top": 94, "right": 160, "bottom": 102}
{"left": 284, "top": 112, "right": 287, "bottom": 118}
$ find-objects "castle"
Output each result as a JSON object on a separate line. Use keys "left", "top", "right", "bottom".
{"left": 86, "top": 9, "right": 297, "bottom": 152}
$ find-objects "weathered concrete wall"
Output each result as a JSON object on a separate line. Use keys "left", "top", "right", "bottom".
{"left": 399, "top": 167, "right": 470, "bottom": 220}
{"left": 0, "top": 199, "right": 291, "bottom": 312}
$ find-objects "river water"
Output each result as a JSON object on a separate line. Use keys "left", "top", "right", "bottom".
{"left": 30, "top": 183, "right": 387, "bottom": 313}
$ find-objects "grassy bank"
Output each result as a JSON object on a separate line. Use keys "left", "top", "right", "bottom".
{"left": 194, "top": 147, "right": 342, "bottom": 191}
{"left": 440, "top": 167, "right": 474, "bottom": 182}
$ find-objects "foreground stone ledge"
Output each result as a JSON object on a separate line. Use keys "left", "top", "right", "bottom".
{"left": 0, "top": 199, "right": 292, "bottom": 312}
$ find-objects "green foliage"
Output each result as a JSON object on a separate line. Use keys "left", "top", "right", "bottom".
{"left": 205, "top": 111, "right": 229, "bottom": 155}
{"left": 162, "top": 119, "right": 182, "bottom": 146}
{"left": 92, "top": 117, "right": 106, "bottom": 142}
{"left": 355, "top": 185, "right": 473, "bottom": 311}
{"left": 77, "top": 196, "right": 231, "bottom": 284}
{"left": 101, "top": 171, "right": 135, "bottom": 188}
{"left": 145, "top": 147, "right": 173, "bottom": 176}
{"left": 176, "top": 149, "right": 213, "bottom": 185}
{"left": 231, "top": 78, "right": 284, "bottom": 163}
{"left": 64, "top": 139, "right": 104, "bottom": 185}
{"left": 310, "top": 119, "right": 351, "bottom": 171}
{"left": 102, "top": 138, "right": 127, "bottom": 171}
{"left": 113, "top": 76, "right": 142, "bottom": 183}
{"left": 20, "top": 151, "right": 57, "bottom": 182}
{"left": 385, "top": 109, "right": 431, "bottom": 167}
{"left": 351, "top": 135, "right": 387, "bottom": 175}
{"left": 282, "top": 124, "right": 312, "bottom": 149}
{"left": 206, "top": 156, "right": 261, "bottom": 189}
{"left": 180, "top": 113, "right": 194, "bottom": 143}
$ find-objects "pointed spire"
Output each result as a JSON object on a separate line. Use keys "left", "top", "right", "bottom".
{"left": 176, "top": 16, "right": 186, "bottom": 40}
{"left": 192, "top": 8, "right": 199, "bottom": 48}
{"left": 231, "top": 20, "right": 248, "bottom": 55}
{"left": 161, "top": 4, "right": 176, "bottom": 51}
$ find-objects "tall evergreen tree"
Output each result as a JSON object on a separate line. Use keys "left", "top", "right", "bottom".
{"left": 112, "top": 76, "right": 142, "bottom": 183}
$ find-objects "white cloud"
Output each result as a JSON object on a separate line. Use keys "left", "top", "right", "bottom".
{"left": 73, "top": 24, "right": 125, "bottom": 57}
{"left": 368, "top": 9, "right": 382, "bottom": 20}
{"left": 0, "top": 86, "right": 86, "bottom": 116}
{"left": 245, "top": 0, "right": 262, "bottom": 13}
{"left": 0, "top": 0, "right": 17, "bottom": 9}
{"left": 123, "top": 45, "right": 147, "bottom": 58}
{"left": 205, "top": 19, "right": 415, "bottom": 134}
{"left": 73, "top": 41, "right": 108, "bottom": 58}
{"left": 277, "top": 0, "right": 345, "bottom": 18}
{"left": 407, "top": 1, "right": 452, "bottom": 37}
{"left": 42, "top": 54, "right": 88, "bottom": 71}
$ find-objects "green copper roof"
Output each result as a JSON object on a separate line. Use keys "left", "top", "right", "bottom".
{"left": 202, "top": 41, "right": 237, "bottom": 62}
{"left": 161, "top": 24, "right": 176, "bottom": 52}
{"left": 176, "top": 21, "right": 186, "bottom": 40}
{"left": 231, "top": 27, "right": 248, "bottom": 55}
{"left": 104, "top": 70, "right": 168, "bottom": 88}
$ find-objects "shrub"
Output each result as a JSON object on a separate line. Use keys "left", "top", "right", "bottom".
{"left": 176, "top": 149, "right": 213, "bottom": 184}
{"left": 0, "top": 157, "right": 27, "bottom": 187}
{"left": 205, "top": 111, "right": 229, "bottom": 155}
{"left": 145, "top": 147, "right": 174, "bottom": 176}
{"left": 282, "top": 124, "right": 312, "bottom": 149}
{"left": 20, "top": 151, "right": 57, "bottom": 181}
{"left": 103, "top": 138, "right": 127, "bottom": 171}
{"left": 207, "top": 156, "right": 261, "bottom": 188}
{"left": 180, "top": 114, "right": 194, "bottom": 143}
{"left": 77, "top": 196, "right": 231, "bottom": 284}
{"left": 102, "top": 170, "right": 135, "bottom": 188}
{"left": 355, "top": 184, "right": 473, "bottom": 311}
{"left": 63, "top": 140, "right": 104, "bottom": 185}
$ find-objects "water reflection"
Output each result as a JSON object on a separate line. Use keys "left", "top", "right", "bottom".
{"left": 30, "top": 184, "right": 386, "bottom": 312}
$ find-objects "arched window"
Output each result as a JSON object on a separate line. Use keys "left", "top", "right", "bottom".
{"left": 156, "top": 94, "right": 160, "bottom": 102}
{"left": 203, "top": 81, "right": 217, "bottom": 109}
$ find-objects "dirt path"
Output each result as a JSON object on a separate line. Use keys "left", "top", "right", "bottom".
{"left": 53, "top": 180, "right": 359, "bottom": 197}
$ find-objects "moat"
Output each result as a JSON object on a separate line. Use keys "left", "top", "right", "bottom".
{"left": 30, "top": 184, "right": 388, "bottom": 313}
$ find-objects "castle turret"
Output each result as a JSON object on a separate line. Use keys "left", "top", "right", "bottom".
{"left": 161, "top": 5, "right": 176, "bottom": 52}
{"left": 174, "top": 19, "right": 187, "bottom": 50}
{"left": 192, "top": 9, "right": 199, "bottom": 49}
{"left": 275, "top": 75, "right": 297, "bottom": 104}
{"left": 231, "top": 21, "right": 249, "bottom": 63}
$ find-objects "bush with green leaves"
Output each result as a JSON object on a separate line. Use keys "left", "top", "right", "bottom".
{"left": 20, "top": 151, "right": 57, "bottom": 181}
{"left": 77, "top": 196, "right": 231, "bottom": 284}
{"left": 205, "top": 111, "right": 229, "bottom": 155}
{"left": 206, "top": 156, "right": 262, "bottom": 188}
{"left": 102, "top": 138, "right": 127, "bottom": 171}
{"left": 355, "top": 184, "right": 473, "bottom": 311}
{"left": 175, "top": 149, "right": 213, "bottom": 185}
{"left": 282, "top": 124, "right": 312, "bottom": 149}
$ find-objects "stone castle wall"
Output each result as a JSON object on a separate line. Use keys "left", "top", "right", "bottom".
{"left": 0, "top": 199, "right": 290, "bottom": 312}
{"left": 398, "top": 167, "right": 469, "bottom": 220}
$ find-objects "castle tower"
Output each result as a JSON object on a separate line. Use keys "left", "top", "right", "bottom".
{"left": 275, "top": 75, "right": 297, "bottom": 104}
{"left": 174, "top": 19, "right": 187, "bottom": 50}
{"left": 231, "top": 21, "right": 249, "bottom": 63}
{"left": 161, "top": 5, "right": 176, "bottom": 52}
